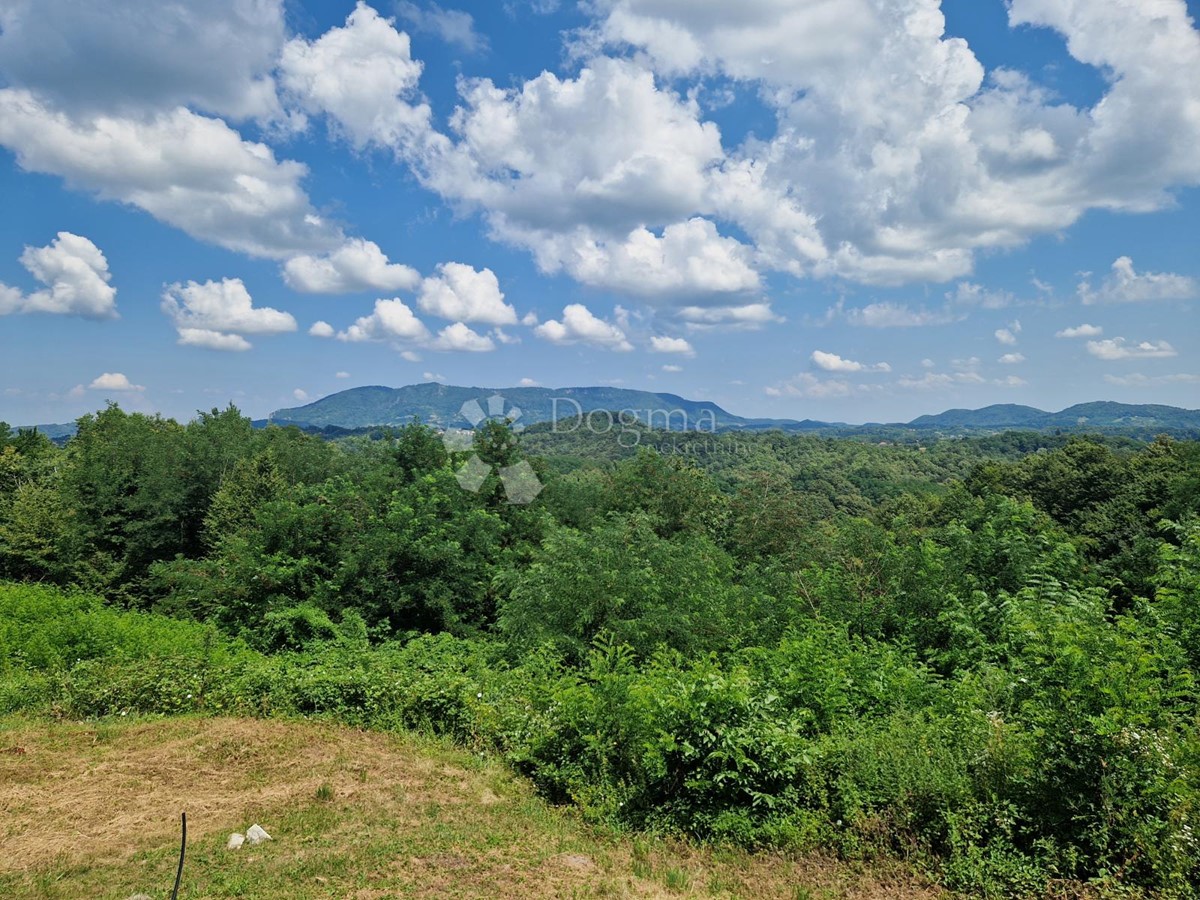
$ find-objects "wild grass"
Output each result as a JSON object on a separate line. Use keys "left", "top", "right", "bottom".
{"left": 0, "top": 715, "right": 940, "bottom": 900}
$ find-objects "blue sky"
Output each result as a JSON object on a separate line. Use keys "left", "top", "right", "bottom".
{"left": 1, "top": 0, "right": 1198, "bottom": 426}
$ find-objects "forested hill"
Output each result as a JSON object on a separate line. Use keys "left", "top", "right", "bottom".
{"left": 908, "top": 401, "right": 1200, "bottom": 434}
{"left": 268, "top": 382, "right": 805, "bottom": 431}
{"left": 269, "top": 384, "right": 1200, "bottom": 438}
{"left": 13, "top": 390, "right": 1200, "bottom": 440}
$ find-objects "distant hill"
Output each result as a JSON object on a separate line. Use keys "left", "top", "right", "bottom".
{"left": 268, "top": 383, "right": 807, "bottom": 432}
{"left": 14, "top": 389, "right": 1200, "bottom": 441}
{"left": 270, "top": 385, "right": 1200, "bottom": 438}
{"left": 908, "top": 401, "right": 1200, "bottom": 435}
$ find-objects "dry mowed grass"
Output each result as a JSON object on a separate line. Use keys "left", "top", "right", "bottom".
{"left": 0, "top": 716, "right": 944, "bottom": 899}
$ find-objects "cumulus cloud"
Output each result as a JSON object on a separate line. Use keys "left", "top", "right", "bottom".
{"left": 518, "top": 377, "right": 540, "bottom": 386}
{"left": 577, "top": 0, "right": 1200, "bottom": 285}
{"left": 534, "top": 303, "right": 633, "bottom": 351}
{"left": 284, "top": 239, "right": 420, "bottom": 294}
{"left": 176, "top": 329, "right": 253, "bottom": 352}
{"left": 810, "top": 350, "right": 890, "bottom": 373}
{"left": 0, "top": 0, "right": 286, "bottom": 122}
{"left": 649, "top": 336, "right": 694, "bottom": 355}
{"left": 999, "top": 352, "right": 1026, "bottom": 364}
{"left": 331, "top": 302, "right": 499, "bottom": 353}
{"left": 429, "top": 321, "right": 495, "bottom": 352}
{"left": 1078, "top": 256, "right": 1198, "bottom": 305}
{"left": 88, "top": 372, "right": 144, "bottom": 392}
{"left": 0, "top": 232, "right": 117, "bottom": 318}
{"left": 995, "top": 321, "right": 1021, "bottom": 346}
{"left": 309, "top": 321, "right": 336, "bottom": 338}
{"left": 413, "top": 57, "right": 752, "bottom": 300}
{"left": 162, "top": 278, "right": 297, "bottom": 351}
{"left": 416, "top": 263, "right": 516, "bottom": 324}
{"left": 1056, "top": 323, "right": 1103, "bottom": 338}
{"left": 338, "top": 298, "right": 431, "bottom": 344}
{"left": 335, "top": 371, "right": 351, "bottom": 378}
{"left": 677, "top": 302, "right": 779, "bottom": 330}
{"left": 1086, "top": 338, "right": 1178, "bottom": 360}
{"left": 0, "top": 92, "right": 339, "bottom": 259}
{"left": 279, "top": 2, "right": 431, "bottom": 151}
{"left": 293, "top": 388, "right": 310, "bottom": 402}
{"left": 661, "top": 364, "right": 683, "bottom": 372}
{"left": 521, "top": 218, "right": 760, "bottom": 299}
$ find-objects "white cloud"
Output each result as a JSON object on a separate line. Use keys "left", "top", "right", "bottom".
{"left": 396, "top": 2, "right": 487, "bottom": 53}
{"left": 1078, "top": 256, "right": 1198, "bottom": 305}
{"left": 677, "top": 302, "right": 779, "bottom": 330}
{"left": 416, "top": 263, "right": 516, "bottom": 324}
{"left": 284, "top": 239, "right": 420, "bottom": 294}
{"left": 0, "top": 232, "right": 117, "bottom": 318}
{"left": 521, "top": 218, "right": 760, "bottom": 299}
{"left": 88, "top": 372, "right": 144, "bottom": 392}
{"left": 994, "top": 375, "right": 1028, "bottom": 387}
{"left": 1056, "top": 323, "right": 1103, "bottom": 338}
{"left": 430, "top": 322, "right": 495, "bottom": 352}
{"left": 176, "top": 328, "right": 253, "bottom": 352}
{"left": 0, "top": 0, "right": 286, "bottom": 122}
{"left": 949, "top": 282, "right": 1016, "bottom": 309}
{"left": 810, "top": 350, "right": 890, "bottom": 373}
{"left": 1086, "top": 338, "right": 1178, "bottom": 361}
{"left": 993, "top": 328, "right": 1022, "bottom": 348}
{"left": 332, "top": 302, "right": 504, "bottom": 353}
{"left": 338, "top": 298, "right": 430, "bottom": 344}
{"left": 766, "top": 372, "right": 872, "bottom": 399}
{"left": 534, "top": 303, "right": 633, "bottom": 351}
{"left": 1104, "top": 372, "right": 1200, "bottom": 388}
{"left": 842, "top": 302, "right": 958, "bottom": 328}
{"left": 896, "top": 371, "right": 984, "bottom": 391}
{"left": 649, "top": 336, "right": 694, "bottom": 355}
{"left": 999, "top": 352, "right": 1026, "bottom": 364}
{"left": 0, "top": 92, "right": 339, "bottom": 260}
{"left": 576, "top": 0, "right": 1200, "bottom": 285}
{"left": 414, "top": 58, "right": 747, "bottom": 300}
{"left": 309, "top": 321, "right": 335, "bottom": 338}
{"left": 661, "top": 364, "right": 683, "bottom": 373}
{"left": 279, "top": 2, "right": 431, "bottom": 151}
{"left": 162, "top": 278, "right": 297, "bottom": 351}
{"left": 293, "top": 388, "right": 310, "bottom": 402}
{"left": 335, "top": 371, "right": 351, "bottom": 378}
{"left": 519, "top": 377, "right": 540, "bottom": 386}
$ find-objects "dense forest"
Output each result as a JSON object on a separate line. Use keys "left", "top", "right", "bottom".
{"left": 3, "top": 404, "right": 1200, "bottom": 897}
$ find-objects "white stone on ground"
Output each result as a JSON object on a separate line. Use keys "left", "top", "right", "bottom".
{"left": 246, "top": 824, "right": 272, "bottom": 845}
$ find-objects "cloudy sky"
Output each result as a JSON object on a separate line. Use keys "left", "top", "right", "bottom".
{"left": 2, "top": 0, "right": 1199, "bottom": 425}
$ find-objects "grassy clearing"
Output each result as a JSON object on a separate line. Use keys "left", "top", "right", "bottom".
{"left": 0, "top": 715, "right": 942, "bottom": 900}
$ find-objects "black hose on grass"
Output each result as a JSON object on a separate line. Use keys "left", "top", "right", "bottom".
{"left": 170, "top": 812, "right": 186, "bottom": 900}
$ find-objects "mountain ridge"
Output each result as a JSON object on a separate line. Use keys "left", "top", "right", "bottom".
{"left": 12, "top": 387, "right": 1200, "bottom": 440}
{"left": 268, "top": 384, "right": 1200, "bottom": 437}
